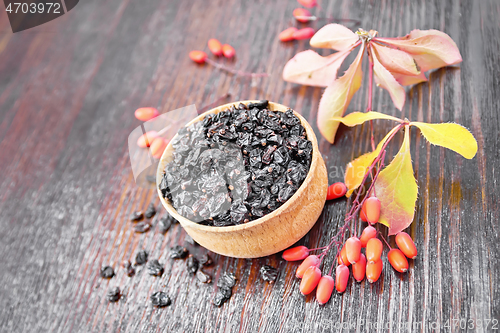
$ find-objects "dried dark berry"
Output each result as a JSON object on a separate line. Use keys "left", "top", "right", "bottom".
{"left": 196, "top": 270, "right": 212, "bottom": 283}
{"left": 217, "top": 272, "right": 237, "bottom": 288}
{"left": 151, "top": 291, "right": 171, "bottom": 307}
{"left": 130, "top": 211, "right": 143, "bottom": 221}
{"left": 186, "top": 255, "right": 199, "bottom": 274}
{"left": 199, "top": 254, "right": 213, "bottom": 266}
{"left": 100, "top": 266, "right": 115, "bottom": 279}
{"left": 157, "top": 215, "right": 173, "bottom": 233}
{"left": 122, "top": 261, "right": 135, "bottom": 277}
{"left": 135, "top": 250, "right": 148, "bottom": 265}
{"left": 144, "top": 203, "right": 156, "bottom": 218}
{"left": 170, "top": 245, "right": 188, "bottom": 259}
{"left": 134, "top": 222, "right": 150, "bottom": 233}
{"left": 160, "top": 101, "right": 312, "bottom": 227}
{"left": 107, "top": 287, "right": 121, "bottom": 302}
{"left": 260, "top": 265, "right": 278, "bottom": 282}
{"left": 147, "top": 259, "right": 164, "bottom": 276}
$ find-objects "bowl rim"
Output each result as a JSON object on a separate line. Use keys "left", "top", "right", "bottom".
{"left": 156, "top": 100, "right": 321, "bottom": 233}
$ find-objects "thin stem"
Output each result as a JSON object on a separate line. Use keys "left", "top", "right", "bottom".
{"left": 205, "top": 58, "right": 268, "bottom": 78}
{"left": 294, "top": 16, "right": 361, "bottom": 26}
{"left": 367, "top": 44, "right": 376, "bottom": 151}
{"left": 379, "top": 232, "right": 392, "bottom": 249}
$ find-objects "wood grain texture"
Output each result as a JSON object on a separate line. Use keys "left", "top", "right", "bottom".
{"left": 0, "top": 0, "right": 498, "bottom": 332}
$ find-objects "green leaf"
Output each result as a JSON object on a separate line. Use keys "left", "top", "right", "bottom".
{"left": 374, "top": 125, "right": 418, "bottom": 235}
{"left": 345, "top": 126, "right": 400, "bottom": 197}
{"left": 410, "top": 122, "right": 477, "bottom": 159}
{"left": 332, "top": 111, "right": 402, "bottom": 127}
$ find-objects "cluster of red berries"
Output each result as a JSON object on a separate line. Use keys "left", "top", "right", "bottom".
{"left": 189, "top": 39, "right": 236, "bottom": 65}
{"left": 134, "top": 107, "right": 168, "bottom": 159}
{"left": 278, "top": 0, "right": 318, "bottom": 42}
{"left": 283, "top": 185, "right": 418, "bottom": 305}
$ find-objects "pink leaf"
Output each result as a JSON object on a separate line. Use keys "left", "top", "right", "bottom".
{"left": 391, "top": 71, "right": 428, "bottom": 86}
{"left": 371, "top": 50, "right": 406, "bottom": 110}
{"left": 317, "top": 44, "right": 365, "bottom": 143}
{"left": 282, "top": 49, "right": 352, "bottom": 87}
{"left": 370, "top": 43, "right": 420, "bottom": 76}
{"left": 374, "top": 33, "right": 462, "bottom": 72}
{"left": 310, "top": 24, "right": 359, "bottom": 51}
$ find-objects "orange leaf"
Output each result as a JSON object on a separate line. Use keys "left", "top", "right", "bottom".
{"left": 374, "top": 125, "right": 418, "bottom": 235}
{"left": 370, "top": 43, "right": 420, "bottom": 76}
{"left": 371, "top": 49, "right": 406, "bottom": 110}
{"left": 391, "top": 71, "right": 428, "bottom": 86}
{"left": 282, "top": 49, "right": 352, "bottom": 87}
{"left": 374, "top": 32, "right": 462, "bottom": 72}
{"left": 310, "top": 24, "right": 359, "bottom": 51}
{"left": 317, "top": 44, "right": 365, "bottom": 143}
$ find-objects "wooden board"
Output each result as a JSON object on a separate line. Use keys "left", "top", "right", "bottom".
{"left": 0, "top": 0, "right": 498, "bottom": 332}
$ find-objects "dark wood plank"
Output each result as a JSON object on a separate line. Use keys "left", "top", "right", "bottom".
{"left": 0, "top": 0, "right": 498, "bottom": 332}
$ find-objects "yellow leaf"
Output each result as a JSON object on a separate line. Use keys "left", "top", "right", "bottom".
{"left": 332, "top": 111, "right": 402, "bottom": 127}
{"left": 374, "top": 125, "right": 418, "bottom": 235}
{"left": 345, "top": 126, "right": 400, "bottom": 197}
{"left": 410, "top": 122, "right": 477, "bottom": 159}
{"left": 317, "top": 44, "right": 365, "bottom": 143}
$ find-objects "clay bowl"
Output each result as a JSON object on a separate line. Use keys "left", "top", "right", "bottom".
{"left": 157, "top": 100, "right": 327, "bottom": 258}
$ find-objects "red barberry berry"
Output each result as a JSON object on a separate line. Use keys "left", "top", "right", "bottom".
{"left": 316, "top": 275, "right": 334, "bottom": 305}
{"left": 134, "top": 107, "right": 159, "bottom": 122}
{"left": 296, "top": 255, "right": 320, "bottom": 278}
{"left": 222, "top": 44, "right": 235, "bottom": 58}
{"left": 300, "top": 266, "right": 321, "bottom": 295}
{"left": 292, "top": 27, "right": 315, "bottom": 40}
{"left": 365, "top": 238, "right": 383, "bottom": 264}
{"left": 337, "top": 244, "right": 350, "bottom": 266}
{"left": 137, "top": 131, "right": 159, "bottom": 148}
{"left": 208, "top": 38, "right": 223, "bottom": 56}
{"left": 326, "top": 182, "right": 347, "bottom": 200}
{"left": 360, "top": 208, "right": 368, "bottom": 222}
{"left": 345, "top": 237, "right": 361, "bottom": 264}
{"left": 359, "top": 225, "right": 377, "bottom": 247}
{"left": 395, "top": 232, "right": 417, "bottom": 259}
{"left": 352, "top": 253, "right": 366, "bottom": 282}
{"left": 293, "top": 8, "right": 312, "bottom": 23}
{"left": 282, "top": 246, "right": 309, "bottom": 261}
{"left": 388, "top": 249, "right": 409, "bottom": 273}
{"left": 279, "top": 27, "right": 298, "bottom": 42}
{"left": 335, "top": 264, "right": 349, "bottom": 293}
{"left": 366, "top": 259, "right": 383, "bottom": 283}
{"left": 363, "top": 197, "right": 381, "bottom": 224}
{"left": 189, "top": 50, "right": 208, "bottom": 64}
{"left": 150, "top": 137, "right": 168, "bottom": 159}
{"left": 297, "top": 0, "right": 317, "bottom": 8}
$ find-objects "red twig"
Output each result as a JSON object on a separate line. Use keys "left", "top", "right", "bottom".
{"left": 367, "top": 44, "right": 376, "bottom": 151}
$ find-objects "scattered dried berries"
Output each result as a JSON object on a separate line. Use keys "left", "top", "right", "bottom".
{"left": 186, "top": 255, "right": 199, "bottom": 275}
{"left": 199, "top": 254, "right": 213, "bottom": 266}
{"left": 134, "top": 222, "right": 151, "bottom": 233}
{"left": 170, "top": 245, "right": 188, "bottom": 259}
{"left": 151, "top": 291, "right": 172, "bottom": 307}
{"left": 147, "top": 259, "right": 164, "bottom": 276}
{"left": 157, "top": 215, "right": 174, "bottom": 233}
{"left": 107, "top": 287, "right": 121, "bottom": 302}
{"left": 122, "top": 261, "right": 135, "bottom": 277}
{"left": 159, "top": 101, "right": 312, "bottom": 227}
{"left": 214, "top": 273, "right": 236, "bottom": 307}
{"left": 129, "top": 211, "right": 143, "bottom": 221}
{"left": 144, "top": 203, "right": 156, "bottom": 218}
{"left": 100, "top": 266, "right": 115, "bottom": 279}
{"left": 260, "top": 265, "right": 278, "bottom": 282}
{"left": 135, "top": 250, "right": 148, "bottom": 265}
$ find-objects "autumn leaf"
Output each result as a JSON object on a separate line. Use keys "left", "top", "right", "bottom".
{"left": 310, "top": 24, "right": 359, "bottom": 51}
{"left": 332, "top": 111, "right": 402, "bottom": 127}
{"left": 344, "top": 126, "right": 400, "bottom": 197}
{"left": 317, "top": 44, "right": 365, "bottom": 143}
{"left": 374, "top": 125, "right": 418, "bottom": 235}
{"left": 392, "top": 71, "right": 428, "bottom": 86}
{"left": 371, "top": 48, "right": 406, "bottom": 110}
{"left": 410, "top": 122, "right": 477, "bottom": 159}
{"left": 374, "top": 31, "right": 462, "bottom": 72}
{"left": 282, "top": 49, "right": 352, "bottom": 87}
{"left": 370, "top": 43, "right": 420, "bottom": 76}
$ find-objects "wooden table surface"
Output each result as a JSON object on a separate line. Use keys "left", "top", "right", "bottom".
{"left": 0, "top": 0, "right": 499, "bottom": 332}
